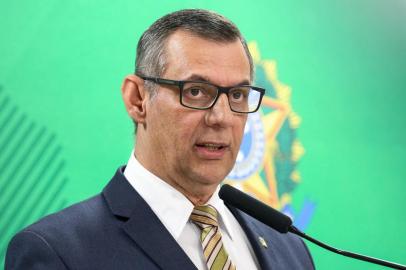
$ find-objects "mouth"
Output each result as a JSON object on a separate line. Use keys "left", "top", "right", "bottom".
{"left": 195, "top": 143, "right": 227, "bottom": 151}
{"left": 194, "top": 142, "right": 229, "bottom": 159}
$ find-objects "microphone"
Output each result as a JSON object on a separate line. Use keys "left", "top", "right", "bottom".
{"left": 219, "top": 184, "right": 406, "bottom": 270}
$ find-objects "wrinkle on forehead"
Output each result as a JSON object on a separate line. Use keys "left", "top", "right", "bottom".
{"left": 162, "top": 30, "right": 251, "bottom": 86}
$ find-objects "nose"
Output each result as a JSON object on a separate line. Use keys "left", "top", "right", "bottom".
{"left": 205, "top": 94, "right": 233, "bottom": 127}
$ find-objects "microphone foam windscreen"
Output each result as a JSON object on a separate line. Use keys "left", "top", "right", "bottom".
{"left": 219, "top": 184, "right": 292, "bottom": 233}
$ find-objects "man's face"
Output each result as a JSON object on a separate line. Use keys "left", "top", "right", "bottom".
{"left": 139, "top": 30, "right": 250, "bottom": 198}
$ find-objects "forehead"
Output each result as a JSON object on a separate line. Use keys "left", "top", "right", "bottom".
{"left": 162, "top": 30, "right": 251, "bottom": 86}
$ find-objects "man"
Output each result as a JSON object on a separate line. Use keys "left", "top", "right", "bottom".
{"left": 6, "top": 9, "right": 314, "bottom": 270}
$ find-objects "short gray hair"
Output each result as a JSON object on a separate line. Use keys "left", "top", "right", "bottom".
{"left": 135, "top": 9, "right": 254, "bottom": 96}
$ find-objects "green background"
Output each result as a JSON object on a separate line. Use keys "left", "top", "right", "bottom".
{"left": 1, "top": 0, "right": 405, "bottom": 269}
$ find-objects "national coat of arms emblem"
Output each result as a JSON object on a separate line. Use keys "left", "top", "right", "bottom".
{"left": 226, "top": 42, "right": 315, "bottom": 230}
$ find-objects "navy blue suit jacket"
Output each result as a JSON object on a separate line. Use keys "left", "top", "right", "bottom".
{"left": 6, "top": 167, "right": 315, "bottom": 269}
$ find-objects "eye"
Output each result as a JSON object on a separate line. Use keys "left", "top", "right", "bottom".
{"left": 232, "top": 91, "right": 243, "bottom": 100}
{"left": 229, "top": 88, "right": 248, "bottom": 102}
{"left": 183, "top": 82, "right": 217, "bottom": 101}
{"left": 184, "top": 86, "right": 206, "bottom": 99}
{"left": 189, "top": 87, "right": 202, "bottom": 97}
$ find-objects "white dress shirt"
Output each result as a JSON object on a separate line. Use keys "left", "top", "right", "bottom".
{"left": 124, "top": 151, "right": 259, "bottom": 270}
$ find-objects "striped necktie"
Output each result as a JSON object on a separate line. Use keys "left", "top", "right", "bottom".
{"left": 190, "top": 205, "right": 236, "bottom": 270}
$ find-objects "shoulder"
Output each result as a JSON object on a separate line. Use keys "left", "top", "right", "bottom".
{"left": 23, "top": 194, "right": 110, "bottom": 237}
{"left": 5, "top": 194, "right": 114, "bottom": 269}
{"left": 6, "top": 229, "right": 68, "bottom": 269}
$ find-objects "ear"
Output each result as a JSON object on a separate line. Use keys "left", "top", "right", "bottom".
{"left": 121, "top": 74, "right": 148, "bottom": 124}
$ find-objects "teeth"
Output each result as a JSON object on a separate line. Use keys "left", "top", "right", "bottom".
{"left": 203, "top": 143, "right": 221, "bottom": 150}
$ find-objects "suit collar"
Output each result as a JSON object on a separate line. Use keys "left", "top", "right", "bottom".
{"left": 102, "top": 166, "right": 135, "bottom": 218}
{"left": 102, "top": 167, "right": 197, "bottom": 270}
{"left": 124, "top": 154, "right": 236, "bottom": 241}
{"left": 227, "top": 204, "right": 278, "bottom": 270}
{"left": 124, "top": 155, "right": 194, "bottom": 240}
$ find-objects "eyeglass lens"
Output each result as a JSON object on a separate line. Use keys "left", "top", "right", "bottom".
{"left": 181, "top": 82, "right": 261, "bottom": 113}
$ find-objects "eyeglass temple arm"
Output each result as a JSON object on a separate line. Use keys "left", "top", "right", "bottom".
{"left": 139, "top": 76, "right": 180, "bottom": 86}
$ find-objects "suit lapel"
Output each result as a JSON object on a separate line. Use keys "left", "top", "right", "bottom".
{"left": 227, "top": 205, "right": 278, "bottom": 270}
{"left": 103, "top": 167, "right": 197, "bottom": 270}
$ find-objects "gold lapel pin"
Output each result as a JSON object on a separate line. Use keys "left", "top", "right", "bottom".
{"left": 258, "top": 236, "right": 268, "bottom": 248}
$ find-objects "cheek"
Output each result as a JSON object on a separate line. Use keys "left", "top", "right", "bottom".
{"left": 148, "top": 95, "right": 178, "bottom": 131}
{"left": 152, "top": 106, "right": 200, "bottom": 151}
{"left": 235, "top": 118, "right": 247, "bottom": 141}
{"left": 169, "top": 105, "right": 203, "bottom": 131}
{"left": 176, "top": 114, "right": 202, "bottom": 144}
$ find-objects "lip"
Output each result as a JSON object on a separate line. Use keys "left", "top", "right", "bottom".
{"left": 194, "top": 142, "right": 229, "bottom": 159}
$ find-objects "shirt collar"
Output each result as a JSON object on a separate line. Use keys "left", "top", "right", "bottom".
{"left": 123, "top": 151, "right": 236, "bottom": 240}
{"left": 204, "top": 186, "right": 235, "bottom": 240}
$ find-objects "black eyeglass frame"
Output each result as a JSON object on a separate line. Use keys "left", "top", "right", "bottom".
{"left": 139, "top": 75, "right": 266, "bottom": 113}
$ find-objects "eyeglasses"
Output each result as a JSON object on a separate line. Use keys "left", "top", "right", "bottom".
{"left": 139, "top": 76, "right": 265, "bottom": 113}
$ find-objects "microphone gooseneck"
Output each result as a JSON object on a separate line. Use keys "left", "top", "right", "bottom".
{"left": 219, "top": 184, "right": 406, "bottom": 270}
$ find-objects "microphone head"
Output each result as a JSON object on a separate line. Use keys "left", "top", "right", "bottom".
{"left": 219, "top": 184, "right": 292, "bottom": 233}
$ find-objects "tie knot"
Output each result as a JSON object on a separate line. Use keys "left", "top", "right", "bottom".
{"left": 190, "top": 205, "right": 219, "bottom": 228}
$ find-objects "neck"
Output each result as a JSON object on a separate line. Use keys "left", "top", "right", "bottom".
{"left": 134, "top": 145, "right": 219, "bottom": 206}
{"left": 171, "top": 181, "right": 216, "bottom": 206}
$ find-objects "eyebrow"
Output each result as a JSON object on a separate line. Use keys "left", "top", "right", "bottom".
{"left": 183, "top": 74, "right": 251, "bottom": 87}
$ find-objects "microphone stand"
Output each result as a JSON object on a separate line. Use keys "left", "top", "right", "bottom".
{"left": 289, "top": 226, "right": 406, "bottom": 270}
{"left": 219, "top": 184, "right": 405, "bottom": 269}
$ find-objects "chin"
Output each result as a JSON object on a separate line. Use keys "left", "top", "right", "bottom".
{"left": 185, "top": 159, "right": 234, "bottom": 185}
{"left": 193, "top": 170, "right": 230, "bottom": 186}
